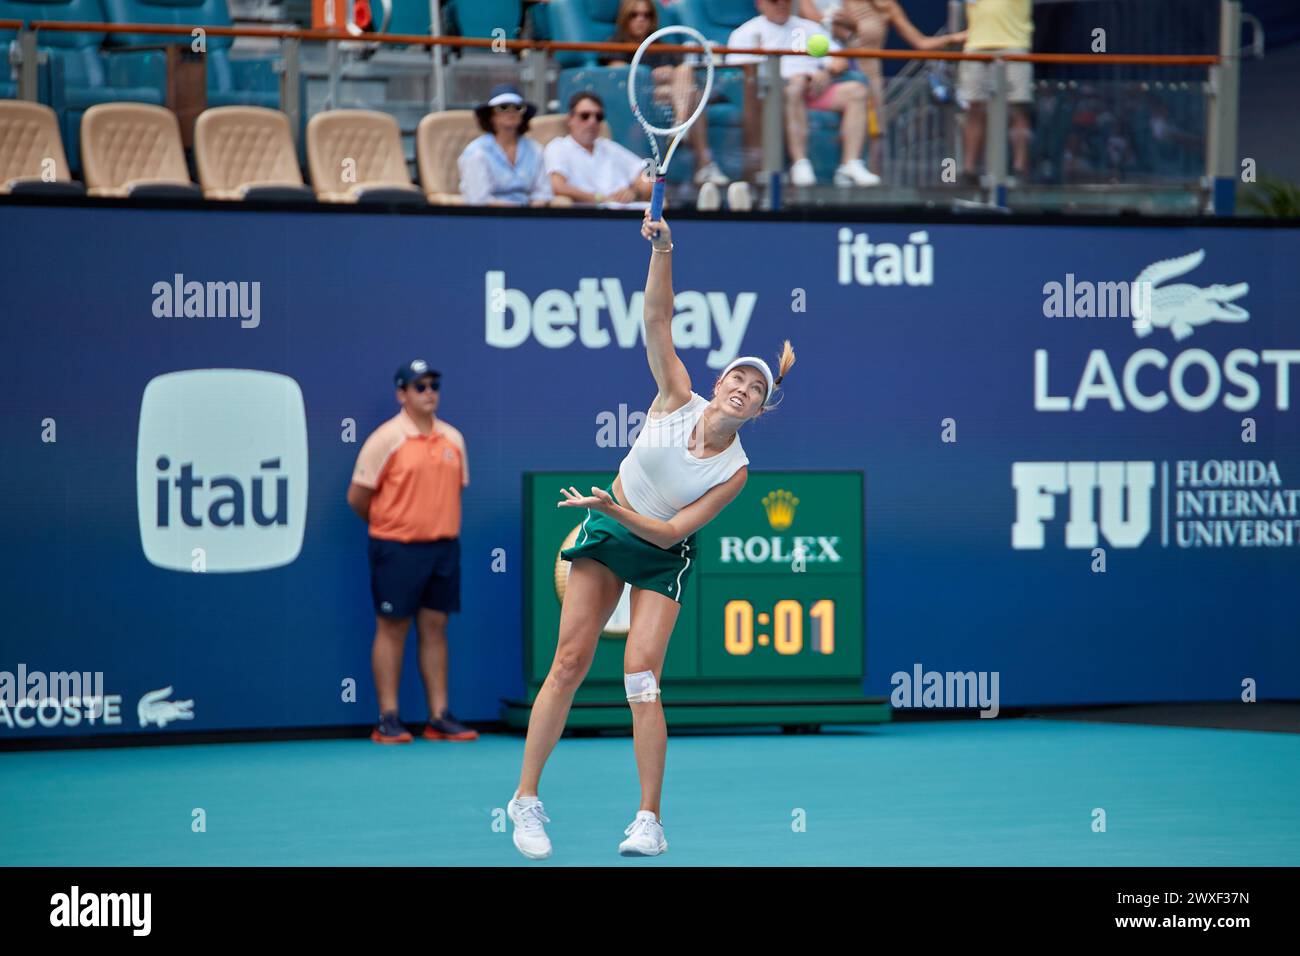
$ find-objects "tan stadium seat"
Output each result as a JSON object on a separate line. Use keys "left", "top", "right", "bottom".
{"left": 194, "top": 107, "right": 314, "bottom": 202}
{"left": 415, "top": 110, "right": 479, "bottom": 204}
{"left": 0, "top": 100, "right": 84, "bottom": 196}
{"left": 306, "top": 109, "right": 425, "bottom": 204}
{"left": 526, "top": 113, "right": 569, "bottom": 151}
{"left": 80, "top": 103, "right": 200, "bottom": 199}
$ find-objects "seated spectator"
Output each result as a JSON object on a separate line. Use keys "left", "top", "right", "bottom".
{"left": 545, "top": 92, "right": 652, "bottom": 208}
{"left": 459, "top": 84, "right": 553, "bottom": 206}
{"left": 726, "top": 0, "right": 880, "bottom": 187}
{"left": 603, "top": 0, "right": 729, "bottom": 187}
{"left": 801, "top": 0, "right": 966, "bottom": 176}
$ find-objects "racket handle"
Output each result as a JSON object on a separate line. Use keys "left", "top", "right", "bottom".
{"left": 649, "top": 177, "right": 666, "bottom": 234}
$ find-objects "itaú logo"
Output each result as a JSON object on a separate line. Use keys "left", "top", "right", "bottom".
{"left": 1012, "top": 462, "right": 1154, "bottom": 549}
{"left": 136, "top": 370, "right": 308, "bottom": 572}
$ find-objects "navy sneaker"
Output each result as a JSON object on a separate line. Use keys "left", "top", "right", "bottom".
{"left": 423, "top": 710, "right": 479, "bottom": 741}
{"left": 371, "top": 712, "right": 412, "bottom": 744}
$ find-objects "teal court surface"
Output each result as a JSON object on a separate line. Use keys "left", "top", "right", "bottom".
{"left": 4, "top": 718, "right": 1297, "bottom": 867}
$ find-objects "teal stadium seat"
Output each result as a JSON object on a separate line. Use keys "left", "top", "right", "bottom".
{"left": 0, "top": 0, "right": 163, "bottom": 175}
{"left": 444, "top": 0, "right": 522, "bottom": 40}
{"left": 98, "top": 0, "right": 279, "bottom": 109}
{"left": 547, "top": 0, "right": 677, "bottom": 69}
{"left": 671, "top": 0, "right": 753, "bottom": 47}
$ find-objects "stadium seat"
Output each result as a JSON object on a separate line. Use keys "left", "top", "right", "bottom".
{"left": 79, "top": 101, "right": 202, "bottom": 196}
{"left": 546, "top": 0, "right": 677, "bottom": 68}
{"left": 0, "top": 100, "right": 85, "bottom": 194}
{"left": 415, "top": 109, "right": 478, "bottom": 203}
{"left": 445, "top": 0, "right": 523, "bottom": 40}
{"left": 193, "top": 106, "right": 314, "bottom": 201}
{"left": 671, "top": 0, "right": 756, "bottom": 47}
{"left": 306, "top": 109, "right": 426, "bottom": 204}
{"left": 0, "top": 0, "right": 165, "bottom": 174}
{"left": 98, "top": 0, "right": 280, "bottom": 109}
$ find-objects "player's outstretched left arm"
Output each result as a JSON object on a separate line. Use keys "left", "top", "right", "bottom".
{"left": 558, "top": 466, "right": 747, "bottom": 549}
{"left": 640, "top": 212, "right": 692, "bottom": 416}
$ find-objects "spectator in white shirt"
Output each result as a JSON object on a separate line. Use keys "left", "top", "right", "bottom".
{"left": 544, "top": 92, "right": 653, "bottom": 207}
{"left": 726, "top": 0, "right": 879, "bottom": 187}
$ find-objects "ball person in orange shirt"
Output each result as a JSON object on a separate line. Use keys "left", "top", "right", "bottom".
{"left": 347, "top": 360, "right": 477, "bottom": 743}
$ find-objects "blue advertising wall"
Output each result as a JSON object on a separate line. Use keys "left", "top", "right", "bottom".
{"left": 1, "top": 203, "right": 1297, "bottom": 739}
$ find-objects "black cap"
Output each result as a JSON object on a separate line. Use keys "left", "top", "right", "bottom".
{"left": 395, "top": 359, "right": 440, "bottom": 389}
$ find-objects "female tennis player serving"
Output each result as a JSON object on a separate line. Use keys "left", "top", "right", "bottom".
{"left": 507, "top": 213, "right": 795, "bottom": 858}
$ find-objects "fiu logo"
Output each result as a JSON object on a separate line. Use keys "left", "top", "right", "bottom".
{"left": 1012, "top": 462, "right": 1154, "bottom": 549}
{"left": 762, "top": 489, "right": 799, "bottom": 530}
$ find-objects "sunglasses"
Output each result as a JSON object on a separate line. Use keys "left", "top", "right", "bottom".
{"left": 493, "top": 103, "right": 524, "bottom": 112}
{"left": 408, "top": 380, "right": 440, "bottom": 392}
{"left": 574, "top": 110, "right": 604, "bottom": 121}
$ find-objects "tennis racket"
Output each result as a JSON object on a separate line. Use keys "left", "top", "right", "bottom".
{"left": 627, "top": 24, "right": 715, "bottom": 228}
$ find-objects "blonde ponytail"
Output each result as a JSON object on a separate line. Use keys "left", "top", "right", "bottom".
{"left": 773, "top": 340, "right": 795, "bottom": 386}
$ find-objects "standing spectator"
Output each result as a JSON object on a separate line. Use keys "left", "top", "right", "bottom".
{"left": 459, "top": 84, "right": 553, "bottom": 206}
{"left": 726, "top": 0, "right": 880, "bottom": 187}
{"left": 546, "top": 92, "right": 652, "bottom": 207}
{"left": 347, "top": 360, "right": 476, "bottom": 744}
{"left": 603, "top": 0, "right": 730, "bottom": 188}
{"left": 956, "top": 0, "right": 1034, "bottom": 183}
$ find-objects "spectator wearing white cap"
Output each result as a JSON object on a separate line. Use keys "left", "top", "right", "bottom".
{"left": 458, "top": 84, "right": 554, "bottom": 206}
{"left": 545, "top": 92, "right": 653, "bottom": 208}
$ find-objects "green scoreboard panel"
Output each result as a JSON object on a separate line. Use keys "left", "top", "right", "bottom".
{"left": 504, "top": 471, "right": 889, "bottom": 730}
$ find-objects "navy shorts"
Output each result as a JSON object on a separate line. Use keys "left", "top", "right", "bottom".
{"left": 367, "top": 536, "right": 461, "bottom": 618}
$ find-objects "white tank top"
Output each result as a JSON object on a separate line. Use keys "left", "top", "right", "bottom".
{"left": 617, "top": 391, "right": 749, "bottom": 523}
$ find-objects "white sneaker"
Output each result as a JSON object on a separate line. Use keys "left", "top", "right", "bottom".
{"left": 696, "top": 181, "right": 722, "bottom": 211}
{"left": 508, "top": 791, "right": 552, "bottom": 859}
{"left": 789, "top": 158, "right": 817, "bottom": 187}
{"left": 618, "top": 810, "right": 668, "bottom": 856}
{"left": 834, "top": 159, "right": 881, "bottom": 187}
{"left": 693, "top": 160, "right": 730, "bottom": 186}
{"left": 726, "top": 181, "right": 753, "bottom": 211}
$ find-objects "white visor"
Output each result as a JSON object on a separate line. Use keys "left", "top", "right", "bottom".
{"left": 488, "top": 91, "right": 524, "bottom": 107}
{"left": 720, "top": 356, "right": 778, "bottom": 409}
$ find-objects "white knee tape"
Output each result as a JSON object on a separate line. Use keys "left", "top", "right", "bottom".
{"left": 625, "top": 671, "right": 660, "bottom": 704}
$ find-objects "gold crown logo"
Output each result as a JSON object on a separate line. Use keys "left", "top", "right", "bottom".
{"left": 762, "top": 489, "right": 799, "bottom": 530}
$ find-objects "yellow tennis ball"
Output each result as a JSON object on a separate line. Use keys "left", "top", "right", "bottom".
{"left": 807, "top": 34, "right": 830, "bottom": 57}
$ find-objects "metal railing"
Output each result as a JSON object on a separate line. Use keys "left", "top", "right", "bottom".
{"left": 3, "top": 12, "right": 1234, "bottom": 212}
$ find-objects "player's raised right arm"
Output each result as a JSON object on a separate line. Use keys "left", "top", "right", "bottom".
{"left": 640, "top": 213, "right": 692, "bottom": 415}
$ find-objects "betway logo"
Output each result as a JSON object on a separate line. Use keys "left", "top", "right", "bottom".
{"left": 484, "top": 271, "right": 756, "bottom": 369}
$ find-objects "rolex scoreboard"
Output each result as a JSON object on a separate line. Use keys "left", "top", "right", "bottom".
{"left": 504, "top": 471, "right": 889, "bottom": 730}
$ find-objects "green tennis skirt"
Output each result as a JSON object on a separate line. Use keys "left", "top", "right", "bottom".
{"left": 560, "top": 481, "right": 698, "bottom": 604}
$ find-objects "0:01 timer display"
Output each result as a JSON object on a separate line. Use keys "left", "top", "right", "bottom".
{"left": 723, "top": 599, "right": 836, "bottom": 656}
